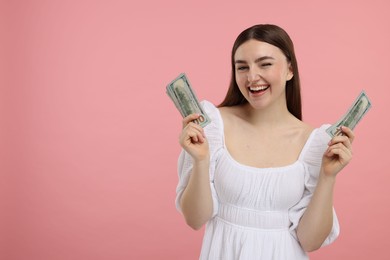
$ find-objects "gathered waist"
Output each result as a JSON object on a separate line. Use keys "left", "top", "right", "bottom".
{"left": 217, "top": 203, "right": 291, "bottom": 230}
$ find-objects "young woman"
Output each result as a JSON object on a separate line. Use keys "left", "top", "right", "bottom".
{"left": 175, "top": 24, "right": 354, "bottom": 260}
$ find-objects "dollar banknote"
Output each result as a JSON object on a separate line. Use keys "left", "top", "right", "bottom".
{"left": 326, "top": 90, "right": 372, "bottom": 137}
{"left": 166, "top": 73, "right": 211, "bottom": 128}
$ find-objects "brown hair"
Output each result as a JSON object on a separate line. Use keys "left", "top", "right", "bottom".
{"left": 219, "top": 24, "right": 302, "bottom": 120}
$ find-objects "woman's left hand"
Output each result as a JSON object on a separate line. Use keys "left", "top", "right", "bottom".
{"left": 322, "top": 126, "right": 355, "bottom": 177}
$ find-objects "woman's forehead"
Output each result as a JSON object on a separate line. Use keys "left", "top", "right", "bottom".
{"left": 234, "top": 40, "right": 284, "bottom": 60}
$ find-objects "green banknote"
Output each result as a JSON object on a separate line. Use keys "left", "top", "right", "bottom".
{"left": 166, "top": 73, "right": 211, "bottom": 128}
{"left": 326, "top": 90, "right": 372, "bottom": 137}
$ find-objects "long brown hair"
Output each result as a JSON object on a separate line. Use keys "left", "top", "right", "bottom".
{"left": 219, "top": 24, "right": 302, "bottom": 120}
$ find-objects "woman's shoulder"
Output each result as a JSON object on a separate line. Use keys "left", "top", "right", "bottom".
{"left": 218, "top": 103, "right": 248, "bottom": 124}
{"left": 299, "top": 123, "right": 332, "bottom": 164}
{"left": 293, "top": 119, "right": 314, "bottom": 136}
{"left": 201, "top": 100, "right": 243, "bottom": 125}
{"left": 218, "top": 104, "right": 241, "bottom": 115}
{"left": 293, "top": 119, "right": 331, "bottom": 145}
{"left": 311, "top": 124, "right": 332, "bottom": 144}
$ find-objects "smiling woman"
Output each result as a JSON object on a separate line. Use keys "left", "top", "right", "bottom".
{"left": 2, "top": 0, "right": 389, "bottom": 259}
{"left": 175, "top": 24, "right": 355, "bottom": 259}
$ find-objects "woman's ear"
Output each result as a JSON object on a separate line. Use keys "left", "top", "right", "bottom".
{"left": 287, "top": 63, "right": 294, "bottom": 81}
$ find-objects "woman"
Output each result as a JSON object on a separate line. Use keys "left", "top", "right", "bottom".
{"left": 175, "top": 24, "right": 354, "bottom": 259}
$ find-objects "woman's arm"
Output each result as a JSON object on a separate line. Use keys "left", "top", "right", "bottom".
{"left": 297, "top": 126, "right": 354, "bottom": 252}
{"left": 178, "top": 114, "right": 214, "bottom": 230}
{"left": 180, "top": 158, "right": 214, "bottom": 230}
{"left": 296, "top": 173, "right": 336, "bottom": 252}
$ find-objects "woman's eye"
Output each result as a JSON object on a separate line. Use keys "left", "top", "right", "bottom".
{"left": 261, "top": 63, "right": 272, "bottom": 67}
{"left": 237, "top": 66, "right": 248, "bottom": 71}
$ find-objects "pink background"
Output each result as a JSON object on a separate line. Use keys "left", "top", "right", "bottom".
{"left": 1, "top": 0, "right": 390, "bottom": 259}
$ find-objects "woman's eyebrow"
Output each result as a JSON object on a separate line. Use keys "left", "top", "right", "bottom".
{"left": 255, "top": 56, "right": 274, "bottom": 63}
{"left": 235, "top": 56, "right": 275, "bottom": 64}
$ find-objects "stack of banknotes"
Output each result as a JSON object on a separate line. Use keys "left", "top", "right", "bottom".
{"left": 326, "top": 90, "right": 372, "bottom": 137}
{"left": 166, "top": 73, "right": 211, "bottom": 128}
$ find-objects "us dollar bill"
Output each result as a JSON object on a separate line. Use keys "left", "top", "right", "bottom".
{"left": 166, "top": 73, "right": 211, "bottom": 128}
{"left": 326, "top": 90, "right": 372, "bottom": 137}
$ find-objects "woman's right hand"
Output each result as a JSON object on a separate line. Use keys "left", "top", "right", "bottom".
{"left": 179, "top": 113, "right": 210, "bottom": 162}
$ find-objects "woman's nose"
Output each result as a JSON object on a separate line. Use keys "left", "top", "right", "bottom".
{"left": 247, "top": 69, "right": 260, "bottom": 82}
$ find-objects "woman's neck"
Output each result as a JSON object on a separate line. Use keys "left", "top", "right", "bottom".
{"left": 240, "top": 101, "right": 295, "bottom": 129}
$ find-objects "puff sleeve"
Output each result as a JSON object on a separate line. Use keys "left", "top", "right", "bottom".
{"left": 288, "top": 124, "right": 340, "bottom": 247}
{"left": 175, "top": 100, "right": 224, "bottom": 218}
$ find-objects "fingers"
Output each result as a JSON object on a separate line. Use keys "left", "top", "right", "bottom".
{"left": 180, "top": 121, "right": 206, "bottom": 145}
{"left": 181, "top": 113, "right": 206, "bottom": 144}
{"left": 187, "top": 123, "right": 205, "bottom": 143}
{"left": 182, "top": 113, "right": 203, "bottom": 129}
{"left": 325, "top": 144, "right": 353, "bottom": 167}
{"left": 328, "top": 126, "right": 355, "bottom": 150}
{"left": 326, "top": 142, "right": 352, "bottom": 159}
{"left": 328, "top": 135, "right": 352, "bottom": 151}
{"left": 326, "top": 126, "right": 355, "bottom": 165}
{"left": 340, "top": 126, "right": 355, "bottom": 144}
{"left": 322, "top": 126, "right": 355, "bottom": 175}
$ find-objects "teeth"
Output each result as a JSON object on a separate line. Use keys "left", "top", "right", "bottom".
{"left": 249, "top": 85, "right": 268, "bottom": 91}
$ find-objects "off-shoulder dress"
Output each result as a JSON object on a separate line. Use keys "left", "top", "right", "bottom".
{"left": 176, "top": 101, "right": 339, "bottom": 260}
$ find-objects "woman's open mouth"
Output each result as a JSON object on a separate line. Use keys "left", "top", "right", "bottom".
{"left": 249, "top": 85, "right": 270, "bottom": 94}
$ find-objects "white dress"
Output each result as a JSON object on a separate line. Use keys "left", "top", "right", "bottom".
{"left": 176, "top": 101, "right": 339, "bottom": 260}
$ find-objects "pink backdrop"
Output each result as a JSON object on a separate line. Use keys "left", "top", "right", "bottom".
{"left": 1, "top": 0, "right": 390, "bottom": 259}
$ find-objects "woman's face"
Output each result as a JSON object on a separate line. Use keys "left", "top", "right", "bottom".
{"left": 234, "top": 39, "right": 293, "bottom": 110}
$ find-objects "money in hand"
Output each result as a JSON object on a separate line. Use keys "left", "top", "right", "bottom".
{"left": 326, "top": 90, "right": 372, "bottom": 137}
{"left": 166, "top": 73, "right": 211, "bottom": 128}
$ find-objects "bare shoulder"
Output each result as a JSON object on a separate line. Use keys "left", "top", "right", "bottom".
{"left": 218, "top": 105, "right": 250, "bottom": 120}
{"left": 290, "top": 119, "right": 315, "bottom": 144}
{"left": 218, "top": 105, "right": 242, "bottom": 124}
{"left": 218, "top": 105, "right": 238, "bottom": 116}
{"left": 297, "top": 120, "right": 314, "bottom": 134}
